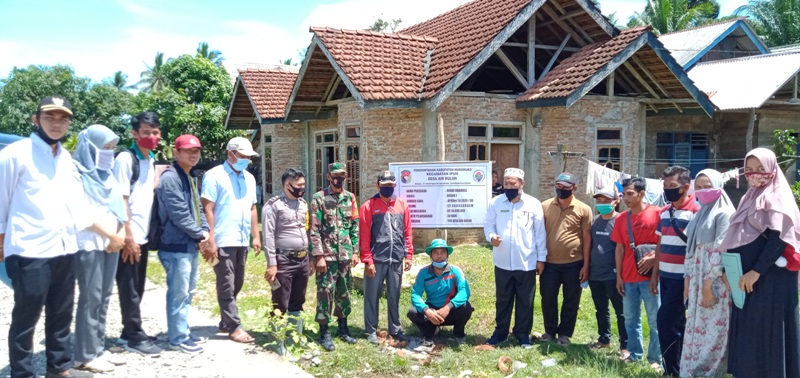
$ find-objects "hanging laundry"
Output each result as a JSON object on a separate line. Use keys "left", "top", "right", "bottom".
{"left": 586, "top": 160, "right": 623, "bottom": 195}
{"left": 644, "top": 178, "right": 666, "bottom": 207}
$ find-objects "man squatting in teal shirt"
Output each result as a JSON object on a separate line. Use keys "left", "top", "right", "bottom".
{"left": 408, "top": 239, "right": 473, "bottom": 347}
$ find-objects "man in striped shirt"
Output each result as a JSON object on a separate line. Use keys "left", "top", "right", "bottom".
{"left": 650, "top": 166, "right": 699, "bottom": 377}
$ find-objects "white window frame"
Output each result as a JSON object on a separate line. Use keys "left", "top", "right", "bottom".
{"left": 595, "top": 127, "right": 624, "bottom": 172}
{"left": 464, "top": 120, "right": 525, "bottom": 167}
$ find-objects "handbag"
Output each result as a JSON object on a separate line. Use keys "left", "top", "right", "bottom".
{"left": 627, "top": 212, "right": 656, "bottom": 276}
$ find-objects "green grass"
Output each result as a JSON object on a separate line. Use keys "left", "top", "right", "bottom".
{"left": 146, "top": 246, "right": 663, "bottom": 378}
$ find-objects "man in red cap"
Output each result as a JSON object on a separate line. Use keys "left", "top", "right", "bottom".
{"left": 155, "top": 134, "right": 210, "bottom": 354}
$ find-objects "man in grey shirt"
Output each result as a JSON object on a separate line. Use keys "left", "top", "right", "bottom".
{"left": 263, "top": 168, "right": 310, "bottom": 319}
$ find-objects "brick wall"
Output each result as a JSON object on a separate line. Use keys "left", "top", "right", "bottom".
{"left": 536, "top": 97, "right": 645, "bottom": 204}
{"left": 261, "top": 123, "right": 305, "bottom": 200}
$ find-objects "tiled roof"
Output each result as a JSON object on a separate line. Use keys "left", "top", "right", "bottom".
{"left": 238, "top": 69, "right": 298, "bottom": 120}
{"left": 400, "top": 0, "right": 531, "bottom": 98}
{"left": 517, "top": 27, "right": 650, "bottom": 101}
{"left": 311, "top": 27, "right": 437, "bottom": 101}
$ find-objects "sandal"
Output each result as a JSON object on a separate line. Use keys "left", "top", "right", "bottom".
{"left": 588, "top": 341, "right": 610, "bottom": 350}
{"left": 230, "top": 329, "right": 255, "bottom": 343}
{"left": 619, "top": 349, "right": 631, "bottom": 360}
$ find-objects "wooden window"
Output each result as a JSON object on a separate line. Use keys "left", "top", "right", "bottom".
{"left": 315, "top": 131, "right": 338, "bottom": 192}
{"left": 596, "top": 128, "right": 623, "bottom": 172}
{"left": 345, "top": 125, "right": 361, "bottom": 198}
{"left": 465, "top": 121, "right": 523, "bottom": 178}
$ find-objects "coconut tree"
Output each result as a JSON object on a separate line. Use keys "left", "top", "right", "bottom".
{"left": 735, "top": 0, "right": 800, "bottom": 46}
{"left": 196, "top": 42, "right": 224, "bottom": 66}
{"left": 108, "top": 71, "right": 131, "bottom": 90}
{"left": 628, "top": 0, "right": 718, "bottom": 34}
{"left": 139, "top": 52, "right": 168, "bottom": 93}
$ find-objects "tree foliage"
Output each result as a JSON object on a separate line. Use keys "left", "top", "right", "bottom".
{"left": 627, "top": 0, "right": 718, "bottom": 34}
{"left": 735, "top": 0, "right": 800, "bottom": 46}
{"left": 367, "top": 18, "right": 403, "bottom": 32}
{"left": 134, "top": 54, "right": 243, "bottom": 161}
{"left": 196, "top": 42, "right": 224, "bottom": 66}
{"left": 139, "top": 52, "right": 168, "bottom": 93}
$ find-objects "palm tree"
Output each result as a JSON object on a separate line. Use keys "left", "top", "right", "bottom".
{"left": 735, "top": 0, "right": 800, "bottom": 46}
{"left": 628, "top": 0, "right": 717, "bottom": 34}
{"left": 139, "top": 52, "right": 168, "bottom": 93}
{"left": 196, "top": 42, "right": 224, "bottom": 66}
{"left": 109, "top": 71, "right": 129, "bottom": 90}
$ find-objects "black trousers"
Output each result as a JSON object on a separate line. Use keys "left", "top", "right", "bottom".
{"left": 493, "top": 267, "right": 537, "bottom": 341}
{"left": 658, "top": 276, "right": 686, "bottom": 376}
{"left": 6, "top": 254, "right": 76, "bottom": 378}
{"left": 540, "top": 261, "right": 583, "bottom": 338}
{"left": 214, "top": 246, "right": 248, "bottom": 333}
{"left": 271, "top": 254, "right": 309, "bottom": 314}
{"left": 407, "top": 302, "right": 474, "bottom": 339}
{"left": 588, "top": 279, "right": 628, "bottom": 349}
{"left": 115, "top": 244, "right": 149, "bottom": 344}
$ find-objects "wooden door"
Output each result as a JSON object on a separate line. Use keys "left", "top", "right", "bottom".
{"left": 490, "top": 144, "right": 519, "bottom": 177}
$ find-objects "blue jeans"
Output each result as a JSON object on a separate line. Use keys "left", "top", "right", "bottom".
{"left": 623, "top": 281, "right": 661, "bottom": 364}
{"left": 158, "top": 251, "right": 199, "bottom": 345}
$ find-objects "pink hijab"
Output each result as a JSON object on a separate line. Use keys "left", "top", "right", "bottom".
{"left": 720, "top": 148, "right": 800, "bottom": 252}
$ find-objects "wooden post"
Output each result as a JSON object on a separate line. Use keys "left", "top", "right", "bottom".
{"left": 746, "top": 108, "right": 755, "bottom": 153}
{"left": 527, "top": 16, "right": 536, "bottom": 87}
{"left": 606, "top": 72, "right": 615, "bottom": 97}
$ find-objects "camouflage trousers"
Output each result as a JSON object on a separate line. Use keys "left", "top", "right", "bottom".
{"left": 315, "top": 260, "right": 351, "bottom": 325}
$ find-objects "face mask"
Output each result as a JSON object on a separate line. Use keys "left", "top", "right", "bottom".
{"left": 556, "top": 188, "right": 573, "bottom": 199}
{"left": 504, "top": 188, "right": 519, "bottom": 201}
{"left": 663, "top": 186, "right": 684, "bottom": 203}
{"left": 232, "top": 158, "right": 250, "bottom": 172}
{"left": 331, "top": 176, "right": 345, "bottom": 189}
{"left": 432, "top": 260, "right": 448, "bottom": 269}
{"left": 96, "top": 150, "right": 115, "bottom": 171}
{"left": 596, "top": 204, "right": 614, "bottom": 215}
{"left": 379, "top": 186, "right": 395, "bottom": 198}
{"left": 136, "top": 135, "right": 160, "bottom": 151}
{"left": 695, "top": 188, "right": 722, "bottom": 205}
{"left": 36, "top": 125, "right": 62, "bottom": 146}
{"left": 745, "top": 172, "right": 774, "bottom": 188}
{"left": 288, "top": 184, "right": 305, "bottom": 199}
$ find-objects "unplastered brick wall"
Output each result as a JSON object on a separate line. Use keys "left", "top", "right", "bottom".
{"left": 537, "top": 98, "right": 645, "bottom": 204}
{"left": 436, "top": 95, "right": 527, "bottom": 161}
{"left": 263, "top": 123, "right": 304, "bottom": 199}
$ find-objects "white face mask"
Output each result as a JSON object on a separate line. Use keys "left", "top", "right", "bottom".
{"left": 96, "top": 150, "right": 115, "bottom": 171}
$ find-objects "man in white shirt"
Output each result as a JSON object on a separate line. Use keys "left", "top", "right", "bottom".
{"left": 112, "top": 112, "right": 163, "bottom": 356}
{"left": 0, "top": 96, "right": 122, "bottom": 378}
{"left": 201, "top": 137, "right": 261, "bottom": 344}
{"left": 483, "top": 167, "right": 547, "bottom": 349}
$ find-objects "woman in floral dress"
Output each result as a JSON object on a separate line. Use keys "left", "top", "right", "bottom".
{"left": 680, "top": 169, "right": 735, "bottom": 377}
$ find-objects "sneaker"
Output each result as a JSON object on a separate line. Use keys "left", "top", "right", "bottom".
{"left": 452, "top": 336, "right": 466, "bottom": 345}
{"left": 517, "top": 336, "right": 532, "bottom": 349}
{"left": 366, "top": 333, "right": 380, "bottom": 345}
{"left": 117, "top": 335, "right": 157, "bottom": 345}
{"left": 169, "top": 340, "right": 204, "bottom": 354}
{"left": 124, "top": 340, "right": 163, "bottom": 357}
{"left": 45, "top": 369, "right": 94, "bottom": 378}
{"left": 539, "top": 333, "right": 555, "bottom": 342}
{"left": 557, "top": 335, "right": 571, "bottom": 347}
{"left": 389, "top": 331, "right": 408, "bottom": 342}
{"left": 421, "top": 338, "right": 435, "bottom": 348}
{"left": 589, "top": 341, "right": 610, "bottom": 350}
{"left": 485, "top": 334, "right": 506, "bottom": 346}
{"left": 188, "top": 334, "right": 208, "bottom": 345}
{"left": 76, "top": 359, "right": 115, "bottom": 373}
{"left": 99, "top": 353, "right": 126, "bottom": 366}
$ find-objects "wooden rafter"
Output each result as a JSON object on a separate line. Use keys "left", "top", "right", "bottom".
{"left": 495, "top": 48, "right": 529, "bottom": 88}
{"left": 622, "top": 61, "right": 660, "bottom": 99}
{"left": 540, "top": 3, "right": 588, "bottom": 46}
{"left": 606, "top": 72, "right": 615, "bottom": 96}
{"left": 316, "top": 74, "right": 341, "bottom": 116}
{"left": 630, "top": 55, "right": 683, "bottom": 112}
{"left": 538, "top": 35, "right": 570, "bottom": 81}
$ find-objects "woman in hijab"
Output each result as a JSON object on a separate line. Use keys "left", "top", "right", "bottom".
{"left": 72, "top": 125, "right": 128, "bottom": 373}
{"left": 721, "top": 148, "right": 800, "bottom": 378}
{"left": 680, "top": 169, "right": 735, "bottom": 378}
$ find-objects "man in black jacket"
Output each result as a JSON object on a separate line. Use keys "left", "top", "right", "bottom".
{"left": 155, "top": 134, "right": 210, "bottom": 354}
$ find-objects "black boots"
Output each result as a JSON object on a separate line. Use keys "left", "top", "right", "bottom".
{"left": 319, "top": 324, "right": 335, "bottom": 351}
{"left": 337, "top": 318, "right": 357, "bottom": 344}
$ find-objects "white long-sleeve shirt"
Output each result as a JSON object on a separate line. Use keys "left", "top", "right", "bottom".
{"left": 483, "top": 193, "right": 548, "bottom": 271}
{"left": 0, "top": 134, "right": 94, "bottom": 258}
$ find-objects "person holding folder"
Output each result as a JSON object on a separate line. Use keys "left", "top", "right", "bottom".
{"left": 680, "top": 169, "right": 735, "bottom": 378}
{"left": 720, "top": 148, "right": 800, "bottom": 378}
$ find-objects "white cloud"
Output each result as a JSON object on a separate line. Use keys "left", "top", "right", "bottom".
{"left": 301, "top": 0, "right": 472, "bottom": 32}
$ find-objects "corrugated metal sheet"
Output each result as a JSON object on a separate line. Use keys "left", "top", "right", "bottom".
{"left": 688, "top": 52, "right": 800, "bottom": 110}
{"left": 659, "top": 20, "right": 741, "bottom": 67}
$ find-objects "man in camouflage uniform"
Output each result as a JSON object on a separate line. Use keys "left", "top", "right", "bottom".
{"left": 310, "top": 162, "right": 360, "bottom": 351}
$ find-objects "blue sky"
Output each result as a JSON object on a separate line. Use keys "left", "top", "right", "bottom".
{"left": 0, "top": 0, "right": 748, "bottom": 84}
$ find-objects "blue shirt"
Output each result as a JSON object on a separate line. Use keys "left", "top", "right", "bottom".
{"left": 201, "top": 162, "right": 257, "bottom": 248}
{"left": 411, "top": 264, "right": 470, "bottom": 312}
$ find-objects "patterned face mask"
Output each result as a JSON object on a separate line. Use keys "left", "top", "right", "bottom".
{"left": 745, "top": 172, "right": 774, "bottom": 188}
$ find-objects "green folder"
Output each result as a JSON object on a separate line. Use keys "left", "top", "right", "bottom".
{"left": 721, "top": 252, "right": 745, "bottom": 309}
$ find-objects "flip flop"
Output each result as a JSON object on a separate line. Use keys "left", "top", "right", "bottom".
{"left": 230, "top": 329, "right": 255, "bottom": 343}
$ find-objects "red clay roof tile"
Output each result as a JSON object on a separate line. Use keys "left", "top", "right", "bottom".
{"left": 238, "top": 69, "right": 298, "bottom": 119}
{"left": 517, "top": 26, "right": 650, "bottom": 101}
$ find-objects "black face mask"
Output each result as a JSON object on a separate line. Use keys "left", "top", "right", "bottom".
{"left": 556, "top": 188, "right": 573, "bottom": 199}
{"left": 288, "top": 184, "right": 305, "bottom": 199}
{"left": 504, "top": 188, "right": 519, "bottom": 201}
{"left": 36, "top": 124, "right": 62, "bottom": 146}
{"left": 664, "top": 187, "right": 684, "bottom": 203}
{"left": 379, "top": 186, "right": 395, "bottom": 198}
{"left": 330, "top": 176, "right": 345, "bottom": 189}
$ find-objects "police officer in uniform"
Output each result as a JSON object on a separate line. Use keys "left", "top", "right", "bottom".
{"left": 310, "top": 162, "right": 360, "bottom": 351}
{"left": 263, "top": 168, "right": 310, "bottom": 329}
